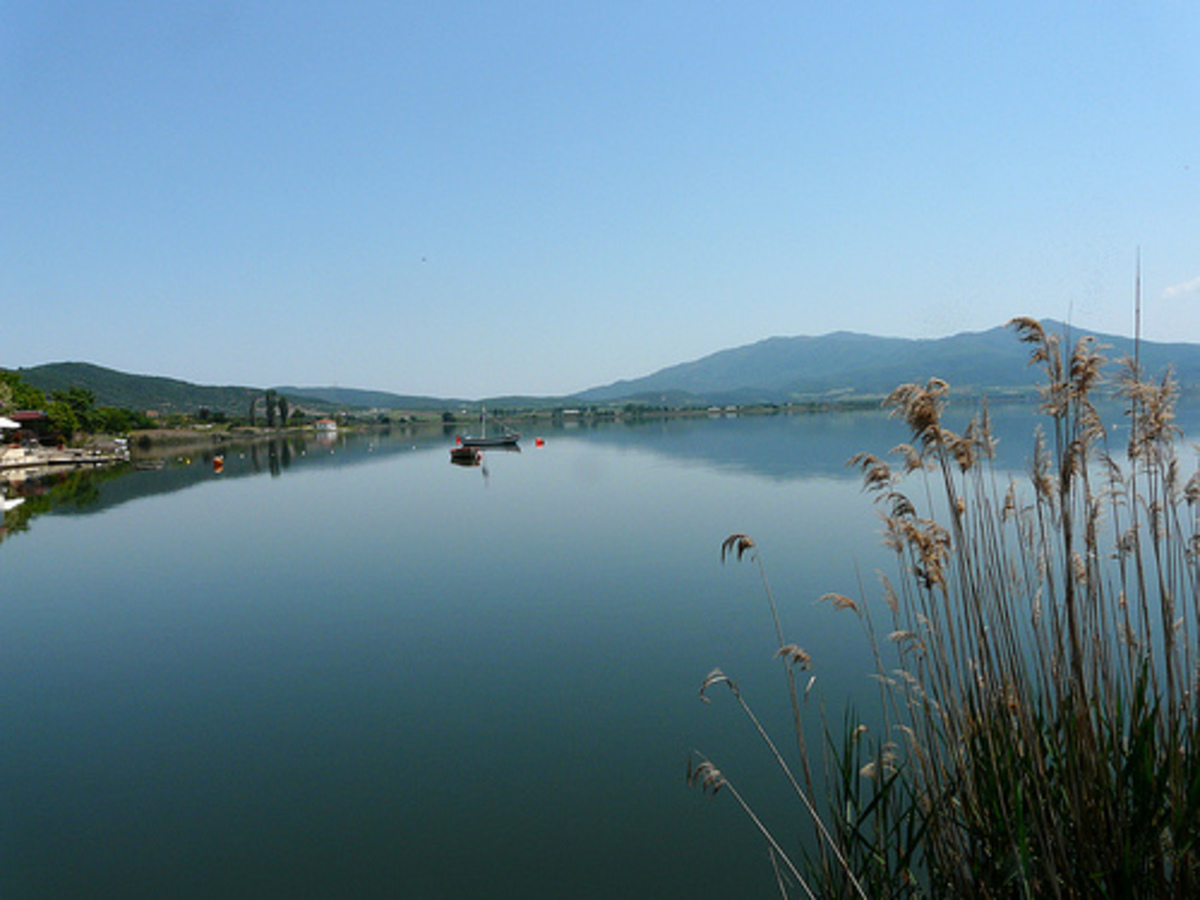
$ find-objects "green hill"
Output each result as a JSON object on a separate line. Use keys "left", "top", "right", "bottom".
{"left": 14, "top": 363, "right": 329, "bottom": 416}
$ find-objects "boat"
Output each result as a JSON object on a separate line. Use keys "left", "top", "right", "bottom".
{"left": 449, "top": 445, "right": 482, "bottom": 465}
{"left": 457, "top": 407, "right": 519, "bottom": 448}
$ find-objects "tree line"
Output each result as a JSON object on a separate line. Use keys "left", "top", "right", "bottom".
{"left": 1, "top": 371, "right": 155, "bottom": 439}
{"left": 247, "top": 389, "right": 295, "bottom": 428}
{"left": 2, "top": 370, "right": 325, "bottom": 442}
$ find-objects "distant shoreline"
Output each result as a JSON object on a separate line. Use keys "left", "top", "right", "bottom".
{"left": 121, "top": 394, "right": 1042, "bottom": 456}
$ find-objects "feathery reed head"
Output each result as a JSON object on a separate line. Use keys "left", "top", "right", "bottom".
{"left": 847, "top": 452, "right": 894, "bottom": 491}
{"left": 890, "top": 443, "right": 926, "bottom": 474}
{"left": 1068, "top": 335, "right": 1107, "bottom": 402}
{"left": 820, "top": 593, "right": 859, "bottom": 614}
{"left": 686, "top": 756, "right": 727, "bottom": 796}
{"left": 1009, "top": 315, "right": 1060, "bottom": 374}
{"left": 775, "top": 644, "right": 812, "bottom": 669}
{"left": 884, "top": 379, "right": 950, "bottom": 449}
{"left": 720, "top": 533, "right": 757, "bottom": 563}
{"left": 698, "top": 667, "right": 737, "bottom": 703}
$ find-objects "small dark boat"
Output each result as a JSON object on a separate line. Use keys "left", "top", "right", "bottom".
{"left": 449, "top": 445, "right": 482, "bottom": 465}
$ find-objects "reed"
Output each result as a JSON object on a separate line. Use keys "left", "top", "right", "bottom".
{"left": 693, "top": 317, "right": 1200, "bottom": 897}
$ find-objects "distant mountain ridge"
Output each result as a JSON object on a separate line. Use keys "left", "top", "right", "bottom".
{"left": 13, "top": 321, "right": 1200, "bottom": 414}
{"left": 272, "top": 386, "right": 468, "bottom": 411}
{"left": 575, "top": 320, "right": 1200, "bottom": 405}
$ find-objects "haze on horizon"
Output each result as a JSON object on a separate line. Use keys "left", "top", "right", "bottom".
{"left": 4, "top": 3, "right": 1198, "bottom": 399}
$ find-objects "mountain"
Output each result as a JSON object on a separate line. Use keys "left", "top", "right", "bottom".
{"left": 273, "top": 386, "right": 468, "bottom": 411}
{"left": 575, "top": 321, "right": 1200, "bottom": 405}
{"left": 13, "top": 364, "right": 484, "bottom": 415}
{"left": 12, "top": 321, "right": 1200, "bottom": 415}
{"left": 17, "top": 362, "right": 266, "bottom": 415}
{"left": 15, "top": 363, "right": 339, "bottom": 416}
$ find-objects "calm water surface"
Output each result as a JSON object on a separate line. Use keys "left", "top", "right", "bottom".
{"left": 1, "top": 406, "right": 1193, "bottom": 898}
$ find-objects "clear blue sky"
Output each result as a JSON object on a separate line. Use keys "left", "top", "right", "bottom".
{"left": 4, "top": 2, "right": 1197, "bottom": 398}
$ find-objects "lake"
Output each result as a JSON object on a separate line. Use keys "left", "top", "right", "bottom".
{"left": 1, "top": 404, "right": 1194, "bottom": 898}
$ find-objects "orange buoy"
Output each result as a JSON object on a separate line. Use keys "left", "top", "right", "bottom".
{"left": 535, "top": 437, "right": 545, "bottom": 447}
{"left": 213, "top": 455, "right": 224, "bottom": 473}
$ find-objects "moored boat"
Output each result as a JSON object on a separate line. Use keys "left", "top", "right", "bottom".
{"left": 457, "top": 407, "right": 519, "bottom": 448}
{"left": 449, "top": 445, "right": 482, "bottom": 465}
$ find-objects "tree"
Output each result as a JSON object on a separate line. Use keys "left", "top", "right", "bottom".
{"left": 129, "top": 409, "right": 156, "bottom": 429}
{"left": 265, "top": 389, "right": 277, "bottom": 428}
{"left": 93, "top": 407, "right": 131, "bottom": 433}
{"left": 248, "top": 396, "right": 257, "bottom": 427}
{"left": 277, "top": 395, "right": 289, "bottom": 427}
{"left": 52, "top": 387, "right": 97, "bottom": 432}
{"left": 0, "top": 369, "right": 46, "bottom": 411}
{"left": 46, "top": 400, "right": 77, "bottom": 440}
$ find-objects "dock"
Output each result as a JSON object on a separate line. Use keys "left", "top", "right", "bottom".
{"left": 1, "top": 445, "right": 129, "bottom": 472}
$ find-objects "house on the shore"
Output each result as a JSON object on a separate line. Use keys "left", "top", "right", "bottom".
{"left": 2, "top": 410, "right": 47, "bottom": 443}
{"left": 315, "top": 418, "right": 338, "bottom": 434}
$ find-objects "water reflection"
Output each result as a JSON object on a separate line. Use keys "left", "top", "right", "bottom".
{"left": 0, "top": 427, "right": 446, "bottom": 545}
{"left": 448, "top": 442, "right": 521, "bottom": 485}
{"left": 6, "top": 403, "right": 1199, "bottom": 547}
{"left": 1, "top": 465, "right": 115, "bottom": 544}
{"left": 0, "top": 411, "right": 904, "bottom": 897}
{"left": 3, "top": 402, "right": 1199, "bottom": 897}
{"left": 560, "top": 400, "right": 1200, "bottom": 480}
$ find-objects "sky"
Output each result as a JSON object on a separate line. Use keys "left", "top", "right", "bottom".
{"left": 3, "top": 2, "right": 1198, "bottom": 398}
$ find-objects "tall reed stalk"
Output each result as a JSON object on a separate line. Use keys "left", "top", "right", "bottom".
{"left": 693, "top": 317, "right": 1200, "bottom": 897}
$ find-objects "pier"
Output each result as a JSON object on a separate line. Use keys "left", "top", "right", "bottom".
{"left": 1, "top": 444, "right": 129, "bottom": 472}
